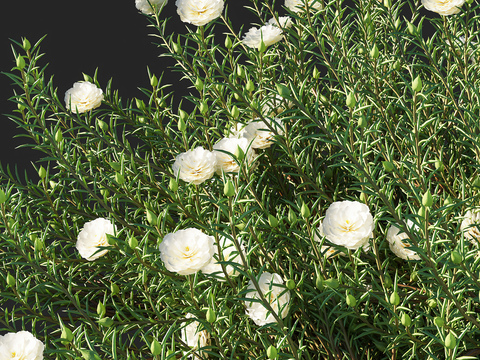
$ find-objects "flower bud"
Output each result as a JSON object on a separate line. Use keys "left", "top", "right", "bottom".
{"left": 313, "top": 67, "right": 320, "bottom": 79}
{"left": 276, "top": 83, "right": 290, "bottom": 98}
{"left": 382, "top": 161, "right": 394, "bottom": 172}
{"left": 98, "top": 317, "right": 114, "bottom": 327}
{"left": 412, "top": 75, "right": 422, "bottom": 92}
{"left": 315, "top": 274, "right": 324, "bottom": 290}
{"left": 434, "top": 316, "right": 444, "bottom": 327}
{"left": 109, "top": 162, "right": 121, "bottom": 171}
{"left": 55, "top": 129, "right": 63, "bottom": 143}
{"left": 16, "top": 55, "right": 25, "bottom": 70}
{"left": 199, "top": 101, "right": 208, "bottom": 115}
{"left": 169, "top": 178, "right": 178, "bottom": 192}
{"left": 346, "top": 294, "right": 357, "bottom": 307}
{"left": 267, "top": 345, "right": 277, "bottom": 359}
{"left": 410, "top": 271, "right": 418, "bottom": 282}
{"left": 111, "top": 283, "right": 120, "bottom": 295}
{"left": 394, "top": 18, "right": 401, "bottom": 30}
{"left": 422, "top": 190, "right": 433, "bottom": 208}
{"left": 384, "top": 0, "right": 392, "bottom": 8}
{"left": 390, "top": 291, "right": 400, "bottom": 306}
{"left": 300, "top": 202, "right": 311, "bottom": 219}
{"left": 346, "top": 91, "right": 356, "bottom": 108}
{"left": 466, "top": 0, "right": 474, "bottom": 3}
{"left": 444, "top": 195, "right": 453, "bottom": 207}
{"left": 17, "top": 102, "right": 25, "bottom": 111}
{"left": 106, "top": 234, "right": 117, "bottom": 246}
{"left": 150, "top": 339, "right": 161, "bottom": 356}
{"left": 225, "top": 35, "right": 232, "bottom": 49}
{"left": 135, "top": 98, "right": 145, "bottom": 111}
{"left": 60, "top": 325, "right": 74, "bottom": 344}
{"left": 234, "top": 145, "right": 245, "bottom": 161}
{"left": 128, "top": 236, "right": 138, "bottom": 249}
{"left": 392, "top": 59, "right": 401, "bottom": 71}
{"left": 146, "top": 209, "right": 157, "bottom": 226}
{"left": 195, "top": 77, "right": 204, "bottom": 91}
{"left": 325, "top": 278, "right": 339, "bottom": 289}
{"left": 400, "top": 312, "right": 411, "bottom": 327}
{"left": 444, "top": 332, "right": 456, "bottom": 349}
{"left": 80, "top": 349, "right": 101, "bottom": 360}
{"left": 236, "top": 65, "right": 245, "bottom": 78}
{"left": 450, "top": 250, "right": 462, "bottom": 265}
{"left": 246, "top": 80, "right": 255, "bottom": 92}
{"left": 434, "top": 158, "right": 444, "bottom": 172}
{"left": 97, "top": 119, "right": 109, "bottom": 132}
{"left": 230, "top": 105, "right": 239, "bottom": 118}
{"left": 206, "top": 308, "right": 216, "bottom": 323}
{"left": 100, "top": 188, "right": 109, "bottom": 197}
{"left": 268, "top": 214, "right": 279, "bottom": 228}
{"left": 427, "top": 299, "right": 437, "bottom": 308}
{"left": 357, "top": 115, "right": 367, "bottom": 128}
{"left": 97, "top": 302, "right": 106, "bottom": 318}
{"left": 0, "top": 189, "right": 6, "bottom": 205}
{"left": 150, "top": 74, "right": 158, "bottom": 87}
{"left": 407, "top": 21, "right": 416, "bottom": 35}
{"left": 6, "top": 273, "right": 15, "bottom": 287}
{"left": 115, "top": 172, "right": 125, "bottom": 185}
{"left": 286, "top": 279, "right": 296, "bottom": 290}
{"left": 35, "top": 237, "right": 44, "bottom": 252}
{"left": 224, "top": 180, "right": 235, "bottom": 197}
{"left": 258, "top": 40, "right": 267, "bottom": 53}
{"left": 22, "top": 38, "right": 31, "bottom": 51}
{"left": 370, "top": 44, "right": 379, "bottom": 59}
{"left": 288, "top": 208, "right": 297, "bottom": 225}
{"left": 418, "top": 206, "right": 426, "bottom": 218}
{"left": 38, "top": 166, "right": 47, "bottom": 179}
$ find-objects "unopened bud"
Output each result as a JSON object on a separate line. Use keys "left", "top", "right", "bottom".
{"left": 325, "top": 278, "right": 339, "bottom": 289}
{"left": 206, "top": 308, "right": 216, "bottom": 323}
{"left": 412, "top": 75, "right": 422, "bottom": 92}
{"left": 146, "top": 209, "right": 157, "bottom": 226}
{"left": 246, "top": 80, "right": 255, "bottom": 92}
{"left": 258, "top": 40, "right": 267, "bottom": 53}
{"left": 55, "top": 129, "right": 63, "bottom": 143}
{"left": 195, "top": 78, "right": 204, "bottom": 91}
{"left": 34, "top": 237, "right": 44, "bottom": 251}
{"left": 169, "top": 177, "right": 178, "bottom": 192}
{"left": 450, "top": 250, "right": 462, "bottom": 265}
{"left": 288, "top": 208, "right": 297, "bottom": 224}
{"left": 96, "top": 302, "right": 106, "bottom": 317}
{"left": 346, "top": 294, "right": 356, "bottom": 307}
{"left": 135, "top": 98, "right": 145, "bottom": 111}
{"left": 434, "top": 316, "right": 444, "bottom": 327}
{"left": 276, "top": 83, "right": 290, "bottom": 98}
{"left": 418, "top": 206, "right": 426, "bottom": 218}
{"left": 98, "top": 318, "right": 114, "bottom": 327}
{"left": 394, "top": 18, "right": 401, "bottom": 30}
{"left": 230, "top": 105, "right": 239, "bottom": 118}
{"left": 0, "top": 189, "right": 6, "bottom": 205}
{"left": 393, "top": 59, "right": 401, "bottom": 71}
{"left": 315, "top": 274, "right": 324, "bottom": 290}
{"left": 150, "top": 339, "right": 161, "bottom": 356}
{"left": 97, "top": 119, "right": 108, "bottom": 132}
{"left": 111, "top": 283, "right": 120, "bottom": 295}
{"left": 434, "top": 158, "right": 444, "bottom": 172}
{"left": 199, "top": 101, "right": 208, "bottom": 115}
{"left": 234, "top": 146, "right": 245, "bottom": 161}
{"left": 401, "top": 312, "right": 411, "bottom": 327}
{"left": 150, "top": 75, "right": 158, "bottom": 87}
{"left": 444, "top": 332, "right": 456, "bottom": 349}
{"left": 422, "top": 190, "right": 433, "bottom": 208}
{"left": 384, "top": 0, "right": 392, "bottom": 8}
{"left": 268, "top": 214, "right": 278, "bottom": 228}
{"left": 236, "top": 65, "right": 245, "bottom": 78}
{"left": 384, "top": 273, "right": 393, "bottom": 288}
{"left": 172, "top": 42, "right": 181, "bottom": 54}
{"left": 225, "top": 36, "right": 232, "bottom": 49}
{"left": 286, "top": 279, "right": 296, "bottom": 290}
{"left": 444, "top": 195, "right": 453, "bottom": 207}
{"left": 390, "top": 291, "right": 400, "bottom": 306}
{"left": 383, "top": 161, "right": 394, "bottom": 172}
{"left": 224, "top": 180, "right": 235, "bottom": 197}
{"left": 346, "top": 91, "right": 356, "bottom": 108}
{"left": 22, "top": 38, "right": 31, "bottom": 51}
{"left": 38, "top": 166, "right": 47, "bottom": 179}
{"left": 370, "top": 44, "right": 379, "bottom": 59}
{"left": 300, "top": 202, "right": 310, "bottom": 219}
{"left": 6, "top": 273, "right": 15, "bottom": 287}
{"left": 60, "top": 326, "right": 74, "bottom": 344}
{"left": 407, "top": 21, "right": 416, "bottom": 35}
{"left": 128, "top": 236, "right": 138, "bottom": 249}
{"left": 115, "top": 172, "right": 125, "bottom": 185}
{"left": 357, "top": 115, "right": 367, "bottom": 128}
{"left": 267, "top": 345, "right": 277, "bottom": 359}
{"left": 427, "top": 299, "right": 437, "bottom": 308}
{"left": 313, "top": 67, "right": 320, "bottom": 79}
{"left": 16, "top": 56, "right": 25, "bottom": 70}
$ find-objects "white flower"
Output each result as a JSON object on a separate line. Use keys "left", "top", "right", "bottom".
{"left": 0, "top": 331, "right": 44, "bottom": 360}
{"left": 213, "top": 137, "right": 256, "bottom": 174}
{"left": 242, "top": 24, "right": 284, "bottom": 49}
{"left": 321, "top": 200, "right": 374, "bottom": 251}
{"left": 181, "top": 313, "right": 210, "bottom": 359}
{"left": 242, "top": 118, "right": 284, "bottom": 149}
{"left": 245, "top": 272, "right": 290, "bottom": 326}
{"left": 176, "top": 0, "right": 224, "bottom": 26}
{"left": 267, "top": 16, "right": 293, "bottom": 29}
{"left": 159, "top": 228, "right": 214, "bottom": 275}
{"left": 461, "top": 209, "right": 480, "bottom": 244}
{"left": 314, "top": 224, "right": 346, "bottom": 257}
{"left": 421, "top": 0, "right": 465, "bottom": 15}
{"left": 172, "top": 146, "right": 217, "bottom": 185}
{"left": 285, "top": 0, "right": 322, "bottom": 13}
{"left": 135, "top": 0, "right": 168, "bottom": 14}
{"left": 201, "top": 236, "right": 245, "bottom": 278}
{"left": 386, "top": 220, "right": 421, "bottom": 260}
{"left": 64, "top": 81, "right": 103, "bottom": 113}
{"left": 76, "top": 218, "right": 116, "bottom": 261}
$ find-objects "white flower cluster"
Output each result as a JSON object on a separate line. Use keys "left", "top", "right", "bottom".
{"left": 421, "top": 0, "right": 465, "bottom": 16}
{"left": 386, "top": 220, "right": 421, "bottom": 261}
{"left": 135, "top": 0, "right": 168, "bottom": 14}
{"left": 242, "top": 16, "right": 292, "bottom": 49}
{"left": 76, "top": 218, "right": 116, "bottom": 261}
{"left": 176, "top": 0, "right": 224, "bottom": 26}
{"left": 0, "top": 331, "right": 44, "bottom": 360}
{"left": 64, "top": 81, "right": 103, "bottom": 113}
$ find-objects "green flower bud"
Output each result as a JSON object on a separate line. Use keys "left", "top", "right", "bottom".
{"left": 0, "top": 189, "right": 6, "bottom": 205}
{"left": 172, "top": 42, "right": 182, "bottom": 54}
{"left": 135, "top": 98, "right": 145, "bottom": 110}
{"left": 206, "top": 308, "right": 216, "bottom": 323}
{"left": 466, "top": 0, "right": 474, "bottom": 3}
{"left": 288, "top": 208, "right": 297, "bottom": 225}
{"left": 276, "top": 83, "right": 290, "bottom": 98}
{"left": 267, "top": 345, "right": 277, "bottom": 359}
{"left": 407, "top": 21, "right": 416, "bottom": 35}
{"left": 109, "top": 162, "right": 121, "bottom": 171}
{"left": 199, "top": 101, "right": 208, "bottom": 115}
{"left": 422, "top": 190, "right": 433, "bottom": 207}
{"left": 234, "top": 145, "right": 245, "bottom": 161}
{"left": 97, "top": 302, "right": 106, "bottom": 317}
{"left": 115, "top": 172, "right": 125, "bottom": 185}
{"left": 315, "top": 274, "right": 324, "bottom": 290}
{"left": 246, "top": 80, "right": 255, "bottom": 92}
{"left": 100, "top": 188, "right": 110, "bottom": 197}
{"left": 427, "top": 299, "right": 437, "bottom": 308}
{"left": 234, "top": 92, "right": 242, "bottom": 101}
{"left": 169, "top": 178, "right": 178, "bottom": 192}
{"left": 34, "top": 237, "right": 44, "bottom": 252}
{"left": 412, "top": 75, "right": 422, "bottom": 92}
{"left": 150, "top": 339, "right": 162, "bottom": 356}
{"left": 444, "top": 332, "right": 456, "bottom": 349}
{"left": 434, "top": 316, "right": 444, "bottom": 327}
{"left": 38, "top": 166, "right": 47, "bottom": 179}
{"left": 346, "top": 294, "right": 357, "bottom": 307}
{"left": 370, "top": 44, "right": 379, "bottom": 59}
{"left": 97, "top": 119, "right": 109, "bottom": 132}
{"left": 300, "top": 202, "right": 311, "bottom": 219}
{"left": 98, "top": 317, "right": 114, "bottom": 327}
{"left": 128, "top": 236, "right": 138, "bottom": 249}
{"left": 230, "top": 105, "right": 239, "bottom": 118}
{"left": 444, "top": 195, "right": 453, "bottom": 207}
{"left": 382, "top": 161, "right": 394, "bottom": 172}
{"left": 6, "top": 273, "right": 15, "bottom": 287}
{"left": 434, "top": 158, "right": 444, "bottom": 172}
{"left": 195, "top": 77, "right": 204, "bottom": 91}
{"left": 236, "top": 65, "right": 245, "bottom": 78}
{"left": 384, "top": 0, "right": 392, "bottom": 8}
{"left": 150, "top": 75, "right": 158, "bottom": 87}
{"left": 22, "top": 38, "right": 31, "bottom": 51}
{"left": 106, "top": 234, "right": 117, "bottom": 246}
{"left": 224, "top": 180, "right": 235, "bottom": 197}
{"left": 418, "top": 206, "right": 426, "bottom": 218}
{"left": 80, "top": 349, "right": 101, "bottom": 360}
{"left": 55, "top": 129, "right": 63, "bottom": 143}
{"left": 268, "top": 214, "right": 279, "bottom": 228}
{"left": 392, "top": 59, "right": 401, "bottom": 71}
{"left": 325, "top": 278, "right": 339, "bottom": 289}
{"left": 146, "top": 209, "right": 157, "bottom": 226}
{"left": 390, "top": 291, "right": 400, "bottom": 306}
{"left": 178, "top": 116, "right": 186, "bottom": 132}
{"left": 410, "top": 271, "right": 418, "bottom": 282}
{"left": 357, "top": 115, "right": 367, "bottom": 128}
{"left": 17, "top": 102, "right": 25, "bottom": 111}
{"left": 359, "top": 192, "right": 367, "bottom": 203}
{"left": 313, "top": 67, "right": 320, "bottom": 79}
{"left": 60, "top": 326, "right": 74, "bottom": 344}
{"left": 16, "top": 55, "right": 25, "bottom": 70}
{"left": 401, "top": 312, "right": 411, "bottom": 327}
{"left": 286, "top": 279, "right": 296, "bottom": 290}
{"left": 258, "top": 40, "right": 267, "bottom": 53}
{"left": 225, "top": 35, "right": 232, "bottom": 49}
{"left": 346, "top": 91, "right": 356, "bottom": 108}
{"left": 450, "top": 250, "right": 462, "bottom": 265}
{"left": 394, "top": 18, "right": 401, "bottom": 30}
{"left": 111, "top": 283, "right": 120, "bottom": 295}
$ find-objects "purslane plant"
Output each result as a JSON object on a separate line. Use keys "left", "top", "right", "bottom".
{"left": 2, "top": 0, "right": 480, "bottom": 359}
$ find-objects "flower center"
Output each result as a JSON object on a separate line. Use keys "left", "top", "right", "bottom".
{"left": 183, "top": 246, "right": 198, "bottom": 260}
{"left": 339, "top": 219, "right": 359, "bottom": 233}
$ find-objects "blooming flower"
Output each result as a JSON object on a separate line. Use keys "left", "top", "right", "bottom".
{"left": 176, "top": 0, "right": 224, "bottom": 26}
{"left": 181, "top": 313, "right": 210, "bottom": 359}
{"left": 242, "top": 24, "right": 284, "bottom": 49}
{"left": 285, "top": 0, "right": 322, "bottom": 13}
{"left": 321, "top": 200, "right": 374, "bottom": 251}
{"left": 0, "top": 331, "right": 44, "bottom": 360}
{"left": 386, "top": 220, "right": 421, "bottom": 260}
{"left": 245, "top": 272, "right": 290, "bottom": 326}
{"left": 213, "top": 137, "right": 256, "bottom": 174}
{"left": 135, "top": 0, "right": 168, "bottom": 14}
{"left": 267, "top": 16, "right": 293, "bottom": 29}
{"left": 64, "top": 81, "right": 103, "bottom": 113}
{"left": 172, "top": 146, "right": 217, "bottom": 185}
{"left": 201, "top": 236, "right": 245, "bottom": 278}
{"left": 421, "top": 0, "right": 465, "bottom": 15}
{"left": 159, "top": 228, "right": 214, "bottom": 275}
{"left": 461, "top": 209, "right": 480, "bottom": 244}
{"left": 76, "top": 218, "right": 116, "bottom": 261}
{"left": 243, "top": 118, "right": 284, "bottom": 149}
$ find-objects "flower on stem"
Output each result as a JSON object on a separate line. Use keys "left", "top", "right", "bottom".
{"left": 176, "top": 0, "right": 224, "bottom": 26}
{"left": 245, "top": 272, "right": 291, "bottom": 326}
{"left": 64, "top": 81, "right": 103, "bottom": 113}
{"left": 159, "top": 228, "right": 214, "bottom": 275}
{"left": 213, "top": 137, "right": 256, "bottom": 174}
{"left": 76, "top": 218, "right": 116, "bottom": 261}
{"left": 201, "top": 236, "right": 245, "bottom": 278}
{"left": 321, "top": 200, "right": 374, "bottom": 251}
{"left": 421, "top": 0, "right": 465, "bottom": 16}
{"left": 0, "top": 331, "right": 44, "bottom": 360}
{"left": 285, "top": 0, "right": 322, "bottom": 13}
{"left": 461, "top": 209, "right": 480, "bottom": 244}
{"left": 386, "top": 220, "right": 421, "bottom": 260}
{"left": 172, "top": 146, "right": 217, "bottom": 185}
{"left": 181, "top": 313, "right": 210, "bottom": 360}
{"left": 135, "top": 0, "right": 168, "bottom": 14}
{"left": 242, "top": 118, "right": 284, "bottom": 149}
